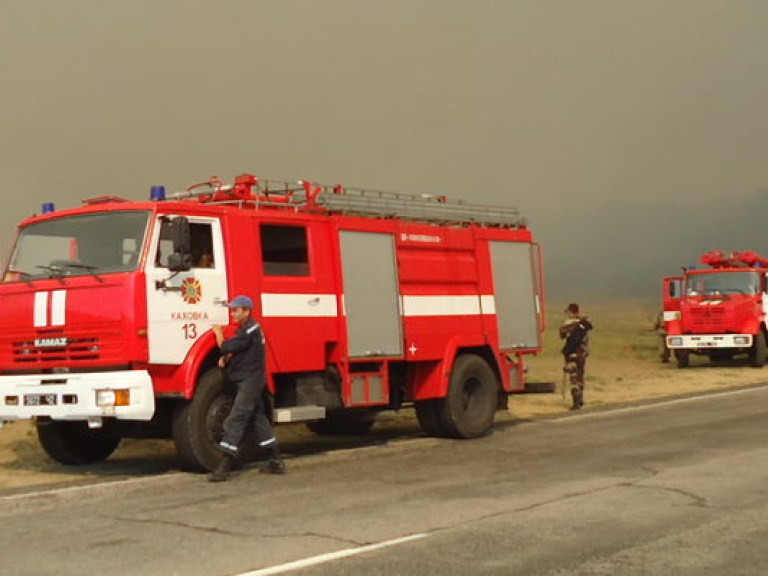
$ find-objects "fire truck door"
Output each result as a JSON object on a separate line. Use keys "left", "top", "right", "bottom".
{"left": 340, "top": 231, "right": 402, "bottom": 357}
{"left": 145, "top": 217, "right": 229, "bottom": 364}
{"left": 663, "top": 277, "right": 683, "bottom": 312}
{"left": 490, "top": 241, "right": 542, "bottom": 349}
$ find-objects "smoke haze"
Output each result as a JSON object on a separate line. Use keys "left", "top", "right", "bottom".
{"left": 2, "top": 1, "right": 768, "bottom": 300}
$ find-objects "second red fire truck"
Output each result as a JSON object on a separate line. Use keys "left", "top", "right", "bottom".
{"left": 663, "top": 250, "right": 768, "bottom": 368}
{"left": 0, "top": 174, "right": 545, "bottom": 471}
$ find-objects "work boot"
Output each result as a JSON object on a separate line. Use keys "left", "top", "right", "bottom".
{"left": 260, "top": 458, "right": 286, "bottom": 475}
{"left": 207, "top": 454, "right": 234, "bottom": 482}
{"left": 570, "top": 387, "right": 583, "bottom": 410}
{"left": 260, "top": 443, "right": 286, "bottom": 475}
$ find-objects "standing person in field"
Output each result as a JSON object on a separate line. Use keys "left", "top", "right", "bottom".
{"left": 559, "top": 302, "right": 593, "bottom": 410}
{"left": 652, "top": 310, "right": 671, "bottom": 363}
{"left": 208, "top": 295, "right": 285, "bottom": 482}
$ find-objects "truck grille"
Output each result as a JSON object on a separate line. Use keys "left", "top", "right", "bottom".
{"left": 687, "top": 307, "right": 725, "bottom": 330}
{"left": 12, "top": 337, "right": 101, "bottom": 364}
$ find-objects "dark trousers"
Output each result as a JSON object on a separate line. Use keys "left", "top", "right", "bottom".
{"left": 220, "top": 376, "right": 277, "bottom": 455}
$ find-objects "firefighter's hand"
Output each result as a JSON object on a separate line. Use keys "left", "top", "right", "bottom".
{"left": 218, "top": 354, "right": 231, "bottom": 368}
{"left": 212, "top": 324, "right": 225, "bottom": 348}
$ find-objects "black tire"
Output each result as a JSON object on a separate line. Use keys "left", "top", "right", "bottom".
{"left": 36, "top": 420, "right": 121, "bottom": 465}
{"left": 415, "top": 399, "right": 444, "bottom": 436}
{"left": 750, "top": 332, "right": 766, "bottom": 368}
{"left": 675, "top": 349, "right": 690, "bottom": 369}
{"left": 172, "top": 368, "right": 256, "bottom": 472}
{"left": 306, "top": 411, "right": 376, "bottom": 435}
{"left": 432, "top": 354, "right": 498, "bottom": 439}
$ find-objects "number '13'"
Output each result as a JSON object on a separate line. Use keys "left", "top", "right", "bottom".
{"left": 182, "top": 323, "right": 198, "bottom": 340}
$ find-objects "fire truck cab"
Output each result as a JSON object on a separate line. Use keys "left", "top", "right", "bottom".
{"left": 664, "top": 250, "right": 768, "bottom": 368}
{"left": 0, "top": 174, "right": 544, "bottom": 471}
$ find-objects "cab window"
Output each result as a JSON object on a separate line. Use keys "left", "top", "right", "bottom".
{"left": 155, "top": 220, "right": 215, "bottom": 269}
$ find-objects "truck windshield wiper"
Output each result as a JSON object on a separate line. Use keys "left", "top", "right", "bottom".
{"left": 36, "top": 261, "right": 102, "bottom": 281}
{"left": 56, "top": 262, "right": 99, "bottom": 271}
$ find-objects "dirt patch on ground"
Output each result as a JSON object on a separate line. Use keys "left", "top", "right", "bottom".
{"left": 1, "top": 298, "right": 764, "bottom": 493}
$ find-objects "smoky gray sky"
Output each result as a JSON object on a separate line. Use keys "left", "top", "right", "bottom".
{"left": 2, "top": 0, "right": 768, "bottom": 299}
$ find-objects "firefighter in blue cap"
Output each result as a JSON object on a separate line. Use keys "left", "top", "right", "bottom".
{"left": 208, "top": 294, "right": 285, "bottom": 481}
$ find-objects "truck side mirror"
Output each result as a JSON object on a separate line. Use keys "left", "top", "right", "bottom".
{"left": 168, "top": 216, "right": 192, "bottom": 272}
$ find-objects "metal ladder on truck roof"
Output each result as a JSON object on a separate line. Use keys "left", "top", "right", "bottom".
{"left": 304, "top": 182, "right": 525, "bottom": 228}
{"left": 173, "top": 174, "right": 527, "bottom": 228}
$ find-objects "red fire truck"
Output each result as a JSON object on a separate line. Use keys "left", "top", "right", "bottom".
{"left": 0, "top": 174, "right": 544, "bottom": 471}
{"left": 663, "top": 249, "right": 768, "bottom": 368}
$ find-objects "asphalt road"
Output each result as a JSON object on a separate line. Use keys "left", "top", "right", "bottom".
{"left": 2, "top": 386, "right": 768, "bottom": 576}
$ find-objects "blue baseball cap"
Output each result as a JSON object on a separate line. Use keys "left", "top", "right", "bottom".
{"left": 227, "top": 295, "right": 254, "bottom": 309}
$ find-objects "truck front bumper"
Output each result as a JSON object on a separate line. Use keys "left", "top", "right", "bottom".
{"left": 666, "top": 334, "right": 753, "bottom": 349}
{"left": 0, "top": 370, "right": 155, "bottom": 423}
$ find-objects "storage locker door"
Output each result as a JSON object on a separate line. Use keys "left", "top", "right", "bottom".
{"left": 490, "top": 242, "right": 541, "bottom": 349}
{"left": 340, "top": 231, "right": 402, "bottom": 357}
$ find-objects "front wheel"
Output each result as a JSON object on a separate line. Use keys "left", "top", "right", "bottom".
{"left": 172, "top": 368, "right": 256, "bottom": 472}
{"left": 675, "top": 349, "right": 690, "bottom": 369}
{"left": 36, "top": 420, "right": 121, "bottom": 465}
{"left": 749, "top": 332, "right": 766, "bottom": 368}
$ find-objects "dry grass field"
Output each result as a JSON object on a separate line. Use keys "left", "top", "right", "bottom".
{"left": 518, "top": 298, "right": 768, "bottom": 417}
{"left": 0, "top": 298, "right": 766, "bottom": 493}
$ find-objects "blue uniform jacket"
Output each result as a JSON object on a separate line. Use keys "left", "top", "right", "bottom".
{"left": 220, "top": 317, "right": 266, "bottom": 383}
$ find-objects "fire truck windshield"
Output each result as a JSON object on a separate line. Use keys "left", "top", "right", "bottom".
{"left": 685, "top": 271, "right": 761, "bottom": 296}
{"left": 4, "top": 211, "right": 150, "bottom": 282}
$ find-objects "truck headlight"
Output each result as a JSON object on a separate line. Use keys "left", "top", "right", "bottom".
{"left": 668, "top": 337, "right": 683, "bottom": 347}
{"left": 96, "top": 389, "right": 130, "bottom": 407}
{"left": 734, "top": 336, "right": 750, "bottom": 346}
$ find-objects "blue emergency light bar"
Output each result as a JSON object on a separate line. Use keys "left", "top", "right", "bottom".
{"left": 150, "top": 186, "right": 166, "bottom": 201}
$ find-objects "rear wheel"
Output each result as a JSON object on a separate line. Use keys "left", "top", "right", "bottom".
{"left": 36, "top": 420, "right": 121, "bottom": 465}
{"left": 172, "top": 368, "right": 256, "bottom": 472}
{"left": 415, "top": 399, "right": 444, "bottom": 436}
{"left": 422, "top": 354, "right": 498, "bottom": 439}
{"left": 306, "top": 411, "right": 376, "bottom": 435}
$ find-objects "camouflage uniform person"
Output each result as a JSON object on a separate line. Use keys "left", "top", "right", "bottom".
{"left": 559, "top": 303, "right": 593, "bottom": 410}
{"left": 653, "top": 311, "right": 670, "bottom": 363}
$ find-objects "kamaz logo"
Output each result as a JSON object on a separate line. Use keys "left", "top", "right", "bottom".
{"left": 34, "top": 337, "right": 68, "bottom": 348}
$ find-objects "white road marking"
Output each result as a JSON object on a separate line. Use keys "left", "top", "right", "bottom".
{"left": 0, "top": 472, "right": 186, "bottom": 503}
{"left": 237, "top": 533, "right": 428, "bottom": 576}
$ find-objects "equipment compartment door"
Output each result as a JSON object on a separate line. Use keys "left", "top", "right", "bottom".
{"left": 490, "top": 241, "right": 542, "bottom": 349}
{"left": 340, "top": 231, "right": 402, "bottom": 357}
